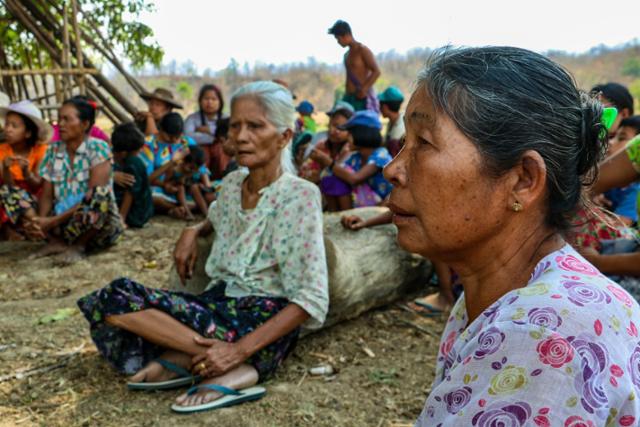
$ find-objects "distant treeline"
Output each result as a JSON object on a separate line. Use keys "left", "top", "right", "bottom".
{"left": 114, "top": 42, "right": 640, "bottom": 116}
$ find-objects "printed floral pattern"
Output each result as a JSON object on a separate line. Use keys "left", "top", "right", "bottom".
{"left": 416, "top": 245, "right": 640, "bottom": 426}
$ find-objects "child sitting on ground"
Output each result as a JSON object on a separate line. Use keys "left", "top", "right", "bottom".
{"left": 311, "top": 110, "right": 393, "bottom": 209}
{"left": 111, "top": 123, "right": 154, "bottom": 229}
{"left": 162, "top": 145, "right": 211, "bottom": 220}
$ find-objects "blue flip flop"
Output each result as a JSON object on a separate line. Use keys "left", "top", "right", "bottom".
{"left": 171, "top": 384, "right": 266, "bottom": 413}
{"left": 411, "top": 299, "right": 445, "bottom": 317}
{"left": 127, "top": 358, "right": 202, "bottom": 391}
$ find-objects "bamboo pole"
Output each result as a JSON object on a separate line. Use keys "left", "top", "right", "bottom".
{"left": 7, "top": 0, "right": 140, "bottom": 117}
{"left": 62, "top": 1, "right": 72, "bottom": 99}
{"left": 0, "top": 69, "right": 99, "bottom": 76}
{"left": 70, "top": 0, "right": 84, "bottom": 94}
{"left": 85, "top": 79, "right": 130, "bottom": 123}
{"left": 24, "top": 50, "right": 41, "bottom": 101}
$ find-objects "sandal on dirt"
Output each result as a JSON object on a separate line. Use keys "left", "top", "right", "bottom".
{"left": 170, "top": 384, "right": 266, "bottom": 414}
{"left": 400, "top": 299, "right": 446, "bottom": 318}
{"left": 127, "top": 358, "right": 201, "bottom": 391}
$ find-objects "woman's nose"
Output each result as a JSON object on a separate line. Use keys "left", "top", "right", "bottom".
{"left": 384, "top": 148, "right": 407, "bottom": 187}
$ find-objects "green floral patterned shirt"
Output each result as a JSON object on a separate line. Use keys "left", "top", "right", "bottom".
{"left": 205, "top": 169, "right": 329, "bottom": 329}
{"left": 39, "top": 137, "right": 112, "bottom": 214}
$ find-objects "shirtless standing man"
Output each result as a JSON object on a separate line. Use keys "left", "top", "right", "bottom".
{"left": 328, "top": 20, "right": 381, "bottom": 112}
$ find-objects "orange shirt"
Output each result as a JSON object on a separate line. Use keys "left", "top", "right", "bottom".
{"left": 0, "top": 142, "right": 48, "bottom": 183}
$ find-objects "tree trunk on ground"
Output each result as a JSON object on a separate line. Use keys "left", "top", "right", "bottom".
{"left": 167, "top": 207, "right": 432, "bottom": 333}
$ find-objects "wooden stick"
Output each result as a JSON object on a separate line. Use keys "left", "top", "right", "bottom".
{"left": 62, "top": 1, "right": 71, "bottom": 99}
{"left": 0, "top": 346, "right": 83, "bottom": 383}
{"left": 70, "top": 0, "right": 84, "bottom": 94}
{"left": 0, "top": 68, "right": 98, "bottom": 76}
{"left": 0, "top": 68, "right": 98, "bottom": 77}
{"left": 395, "top": 319, "right": 440, "bottom": 338}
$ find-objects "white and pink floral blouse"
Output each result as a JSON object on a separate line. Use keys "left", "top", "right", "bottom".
{"left": 417, "top": 245, "right": 640, "bottom": 427}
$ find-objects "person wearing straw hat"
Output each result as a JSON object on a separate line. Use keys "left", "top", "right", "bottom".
{"left": 0, "top": 100, "right": 52, "bottom": 240}
{"left": 136, "top": 87, "right": 183, "bottom": 137}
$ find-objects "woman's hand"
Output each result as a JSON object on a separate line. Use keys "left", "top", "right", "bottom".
{"left": 310, "top": 148, "right": 332, "bottom": 168}
{"left": 341, "top": 215, "right": 366, "bottom": 230}
{"left": 173, "top": 226, "right": 199, "bottom": 285}
{"left": 195, "top": 126, "right": 211, "bottom": 134}
{"left": 113, "top": 171, "right": 136, "bottom": 188}
{"left": 191, "top": 337, "right": 248, "bottom": 378}
{"left": 22, "top": 220, "right": 45, "bottom": 240}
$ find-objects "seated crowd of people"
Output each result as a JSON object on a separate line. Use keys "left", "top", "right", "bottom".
{"left": 3, "top": 31, "right": 640, "bottom": 422}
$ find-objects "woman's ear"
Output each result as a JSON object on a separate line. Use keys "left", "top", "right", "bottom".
{"left": 279, "top": 129, "right": 293, "bottom": 149}
{"left": 510, "top": 150, "right": 547, "bottom": 211}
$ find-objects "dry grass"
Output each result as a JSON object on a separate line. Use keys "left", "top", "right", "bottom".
{"left": 0, "top": 217, "right": 442, "bottom": 426}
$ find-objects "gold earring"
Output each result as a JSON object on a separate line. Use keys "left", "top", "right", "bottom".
{"left": 512, "top": 201, "right": 523, "bottom": 212}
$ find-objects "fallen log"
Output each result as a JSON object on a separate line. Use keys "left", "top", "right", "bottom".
{"left": 168, "top": 207, "right": 432, "bottom": 333}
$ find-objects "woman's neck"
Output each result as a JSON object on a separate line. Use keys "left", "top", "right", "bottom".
{"left": 65, "top": 135, "right": 84, "bottom": 152}
{"left": 448, "top": 223, "right": 564, "bottom": 324}
{"left": 203, "top": 111, "right": 217, "bottom": 120}
{"left": 10, "top": 140, "right": 30, "bottom": 156}
{"left": 246, "top": 159, "right": 282, "bottom": 194}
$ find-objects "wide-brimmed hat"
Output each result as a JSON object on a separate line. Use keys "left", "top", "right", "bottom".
{"left": 0, "top": 100, "right": 53, "bottom": 142}
{"left": 140, "top": 88, "right": 183, "bottom": 109}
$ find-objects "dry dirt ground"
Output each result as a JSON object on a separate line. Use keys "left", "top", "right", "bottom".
{"left": 0, "top": 216, "right": 444, "bottom": 427}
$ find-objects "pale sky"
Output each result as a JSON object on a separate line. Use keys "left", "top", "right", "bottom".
{"left": 138, "top": 0, "right": 640, "bottom": 71}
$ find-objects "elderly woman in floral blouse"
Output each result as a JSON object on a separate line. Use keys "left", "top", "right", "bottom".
{"left": 77, "top": 81, "right": 328, "bottom": 414}
{"left": 386, "top": 47, "right": 640, "bottom": 426}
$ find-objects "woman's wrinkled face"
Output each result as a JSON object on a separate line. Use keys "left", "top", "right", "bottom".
{"left": 229, "top": 96, "right": 287, "bottom": 170}
{"left": 59, "top": 104, "right": 88, "bottom": 142}
{"left": 384, "top": 85, "right": 508, "bottom": 259}
{"left": 200, "top": 90, "right": 221, "bottom": 115}
{"left": 328, "top": 114, "right": 349, "bottom": 144}
{"left": 4, "top": 113, "right": 31, "bottom": 145}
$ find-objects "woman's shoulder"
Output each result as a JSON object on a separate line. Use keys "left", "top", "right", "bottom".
{"left": 279, "top": 173, "right": 321, "bottom": 199}
{"left": 0, "top": 142, "right": 11, "bottom": 158}
{"left": 185, "top": 111, "right": 200, "bottom": 120}
{"left": 490, "top": 246, "right": 640, "bottom": 337}
{"left": 85, "top": 137, "right": 110, "bottom": 151}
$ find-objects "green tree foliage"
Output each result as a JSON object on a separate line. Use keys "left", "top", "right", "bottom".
{"left": 0, "top": 0, "right": 163, "bottom": 69}
{"left": 175, "top": 81, "right": 193, "bottom": 100}
{"left": 623, "top": 58, "right": 640, "bottom": 78}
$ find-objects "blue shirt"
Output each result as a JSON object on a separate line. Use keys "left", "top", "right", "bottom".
{"left": 344, "top": 147, "right": 393, "bottom": 198}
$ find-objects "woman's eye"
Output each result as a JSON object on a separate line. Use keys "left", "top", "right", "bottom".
{"left": 417, "top": 136, "right": 431, "bottom": 146}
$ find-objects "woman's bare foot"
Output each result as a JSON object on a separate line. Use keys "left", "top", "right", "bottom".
{"left": 29, "top": 240, "right": 68, "bottom": 259}
{"left": 54, "top": 245, "right": 86, "bottom": 266}
{"left": 174, "top": 364, "right": 258, "bottom": 407}
{"left": 4, "top": 226, "right": 25, "bottom": 241}
{"left": 129, "top": 350, "right": 192, "bottom": 384}
{"left": 408, "top": 292, "right": 453, "bottom": 315}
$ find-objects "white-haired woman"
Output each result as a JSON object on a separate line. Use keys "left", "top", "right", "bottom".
{"left": 77, "top": 81, "right": 329, "bottom": 413}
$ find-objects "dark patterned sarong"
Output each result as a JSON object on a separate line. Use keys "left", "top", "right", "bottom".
{"left": 77, "top": 278, "right": 299, "bottom": 381}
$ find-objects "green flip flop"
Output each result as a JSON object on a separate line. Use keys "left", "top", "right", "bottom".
{"left": 127, "top": 358, "right": 202, "bottom": 391}
{"left": 171, "top": 384, "right": 266, "bottom": 414}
